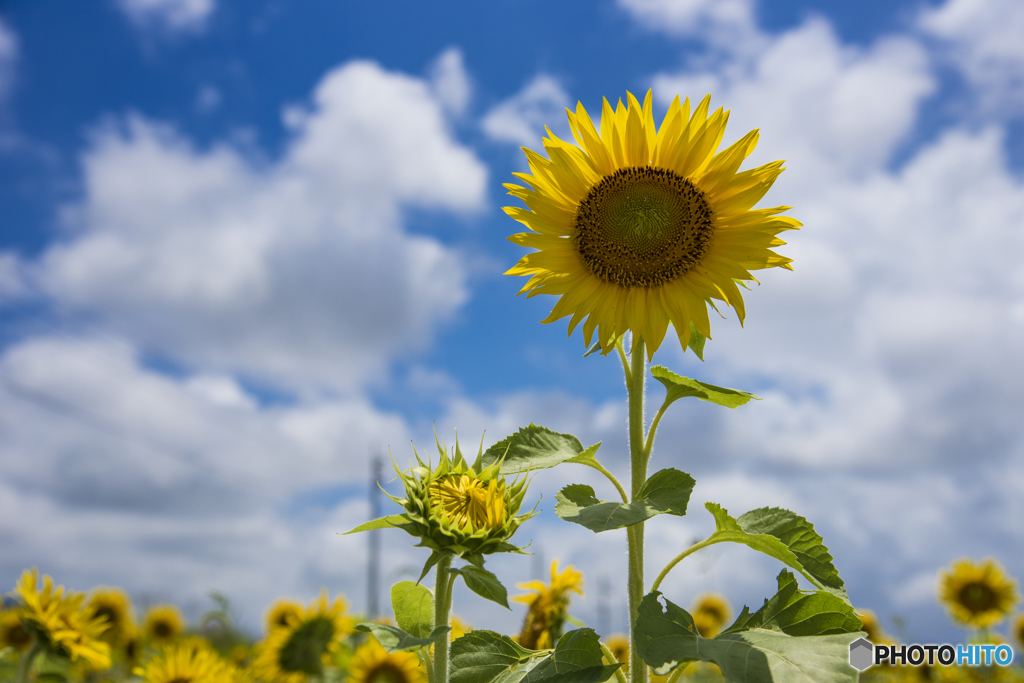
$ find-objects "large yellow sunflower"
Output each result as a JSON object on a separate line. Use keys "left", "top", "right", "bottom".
{"left": 691, "top": 593, "right": 731, "bottom": 638}
{"left": 87, "top": 588, "right": 134, "bottom": 647}
{"left": 505, "top": 90, "right": 799, "bottom": 357}
{"left": 938, "top": 558, "right": 1019, "bottom": 629}
{"left": 13, "top": 569, "right": 112, "bottom": 669}
{"left": 133, "top": 643, "right": 238, "bottom": 683}
{"left": 348, "top": 637, "right": 425, "bottom": 683}
{"left": 251, "top": 590, "right": 354, "bottom": 683}
{"left": 144, "top": 605, "right": 186, "bottom": 644}
{"left": 513, "top": 560, "right": 584, "bottom": 650}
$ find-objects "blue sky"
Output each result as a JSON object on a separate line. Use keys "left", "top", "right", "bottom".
{"left": 2, "top": 0, "right": 1024, "bottom": 646}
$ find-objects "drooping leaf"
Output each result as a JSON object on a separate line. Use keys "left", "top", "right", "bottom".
{"left": 451, "top": 566, "right": 510, "bottom": 609}
{"left": 583, "top": 341, "right": 604, "bottom": 358}
{"left": 635, "top": 580, "right": 861, "bottom": 683}
{"left": 650, "top": 366, "right": 760, "bottom": 409}
{"left": 688, "top": 324, "right": 706, "bottom": 361}
{"left": 554, "top": 469, "right": 695, "bottom": 532}
{"left": 355, "top": 623, "right": 449, "bottom": 653}
{"left": 706, "top": 503, "right": 848, "bottom": 602}
{"left": 721, "top": 571, "right": 861, "bottom": 637}
{"left": 391, "top": 581, "right": 434, "bottom": 639}
{"left": 450, "top": 629, "right": 620, "bottom": 683}
{"left": 481, "top": 425, "right": 595, "bottom": 474}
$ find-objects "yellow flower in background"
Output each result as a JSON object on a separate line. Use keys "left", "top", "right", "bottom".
{"left": 0, "top": 609, "right": 32, "bottom": 652}
{"left": 265, "top": 599, "right": 304, "bottom": 633}
{"left": 134, "top": 643, "right": 237, "bottom": 683}
{"left": 13, "top": 569, "right": 112, "bottom": 669}
{"left": 449, "top": 616, "right": 471, "bottom": 641}
{"left": 1015, "top": 613, "right": 1024, "bottom": 651}
{"left": 144, "top": 605, "right": 186, "bottom": 644}
{"left": 504, "top": 90, "right": 799, "bottom": 357}
{"left": 603, "top": 634, "right": 629, "bottom": 667}
{"left": 348, "top": 637, "right": 425, "bottom": 683}
{"left": 691, "top": 593, "right": 731, "bottom": 638}
{"left": 251, "top": 590, "right": 353, "bottom": 683}
{"left": 514, "top": 560, "right": 584, "bottom": 650}
{"left": 856, "top": 609, "right": 883, "bottom": 642}
{"left": 939, "top": 558, "right": 1019, "bottom": 629}
{"left": 86, "top": 588, "right": 134, "bottom": 647}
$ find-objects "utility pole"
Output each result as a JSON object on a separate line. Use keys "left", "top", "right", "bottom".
{"left": 597, "top": 576, "right": 611, "bottom": 636}
{"left": 367, "top": 454, "right": 383, "bottom": 619}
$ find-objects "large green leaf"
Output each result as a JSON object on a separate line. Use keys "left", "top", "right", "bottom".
{"left": 451, "top": 566, "right": 510, "bottom": 609}
{"left": 706, "top": 503, "right": 848, "bottom": 602}
{"left": 450, "top": 629, "right": 620, "bottom": 683}
{"left": 480, "top": 425, "right": 598, "bottom": 474}
{"left": 635, "top": 575, "right": 861, "bottom": 683}
{"left": 650, "top": 366, "right": 760, "bottom": 409}
{"left": 355, "top": 623, "right": 449, "bottom": 653}
{"left": 391, "top": 581, "right": 434, "bottom": 639}
{"left": 554, "top": 469, "right": 695, "bottom": 532}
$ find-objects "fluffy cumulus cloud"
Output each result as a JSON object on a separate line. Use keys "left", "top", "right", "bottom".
{"left": 919, "top": 0, "right": 1024, "bottom": 115}
{"left": 482, "top": 74, "right": 572, "bottom": 148}
{"left": 32, "top": 59, "right": 486, "bottom": 392}
{"left": 117, "top": 0, "right": 216, "bottom": 33}
{"left": 616, "top": 0, "right": 758, "bottom": 44}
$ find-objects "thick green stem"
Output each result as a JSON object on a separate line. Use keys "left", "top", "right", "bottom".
{"left": 600, "top": 642, "right": 628, "bottom": 683}
{"left": 17, "top": 640, "right": 43, "bottom": 683}
{"left": 651, "top": 537, "right": 721, "bottom": 592}
{"left": 642, "top": 400, "right": 670, "bottom": 466}
{"left": 434, "top": 555, "right": 454, "bottom": 683}
{"left": 626, "top": 336, "right": 647, "bottom": 683}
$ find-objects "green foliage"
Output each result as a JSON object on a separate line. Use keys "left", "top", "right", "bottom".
{"left": 554, "top": 469, "right": 695, "bottom": 532}
{"left": 450, "top": 566, "right": 510, "bottom": 609}
{"left": 705, "top": 503, "right": 848, "bottom": 601}
{"left": 650, "top": 367, "right": 760, "bottom": 409}
{"left": 688, "top": 323, "right": 707, "bottom": 361}
{"left": 635, "top": 572, "right": 862, "bottom": 683}
{"left": 354, "top": 623, "right": 450, "bottom": 653}
{"left": 449, "top": 628, "right": 620, "bottom": 683}
{"left": 391, "top": 581, "right": 434, "bottom": 639}
{"left": 481, "top": 425, "right": 599, "bottom": 474}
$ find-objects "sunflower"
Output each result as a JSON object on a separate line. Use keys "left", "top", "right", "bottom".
{"left": 144, "top": 605, "right": 186, "bottom": 644}
{"left": 13, "top": 569, "right": 112, "bottom": 669}
{"left": 514, "top": 560, "right": 584, "bottom": 650}
{"left": 87, "top": 588, "right": 134, "bottom": 647}
{"left": 856, "top": 609, "right": 883, "bottom": 642}
{"left": 251, "top": 590, "right": 354, "bottom": 683}
{"left": 1015, "top": 613, "right": 1024, "bottom": 651}
{"left": 348, "top": 637, "right": 426, "bottom": 683}
{"left": 938, "top": 558, "right": 1019, "bottom": 629}
{"left": 0, "top": 609, "right": 32, "bottom": 652}
{"left": 265, "top": 600, "right": 304, "bottom": 633}
{"left": 449, "top": 616, "right": 471, "bottom": 641}
{"left": 133, "top": 643, "right": 238, "bottom": 683}
{"left": 691, "top": 594, "right": 731, "bottom": 638}
{"left": 603, "top": 634, "right": 629, "bottom": 668}
{"left": 504, "top": 90, "right": 799, "bottom": 357}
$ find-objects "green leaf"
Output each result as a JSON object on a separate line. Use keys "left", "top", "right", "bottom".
{"left": 355, "top": 623, "right": 449, "bottom": 653}
{"left": 480, "top": 425, "right": 590, "bottom": 474}
{"left": 417, "top": 550, "right": 449, "bottom": 584}
{"left": 650, "top": 366, "right": 760, "bottom": 409}
{"left": 391, "top": 581, "right": 434, "bottom": 639}
{"left": 450, "top": 629, "right": 620, "bottom": 683}
{"left": 451, "top": 566, "right": 510, "bottom": 609}
{"left": 583, "top": 341, "right": 604, "bottom": 357}
{"left": 554, "top": 469, "right": 695, "bottom": 532}
{"left": 706, "top": 503, "right": 848, "bottom": 602}
{"left": 688, "top": 324, "right": 706, "bottom": 361}
{"left": 721, "top": 571, "right": 862, "bottom": 637}
{"left": 635, "top": 582, "right": 861, "bottom": 683}
{"left": 343, "top": 515, "right": 413, "bottom": 535}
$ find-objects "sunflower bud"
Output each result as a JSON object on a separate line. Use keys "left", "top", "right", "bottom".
{"left": 349, "top": 433, "right": 536, "bottom": 568}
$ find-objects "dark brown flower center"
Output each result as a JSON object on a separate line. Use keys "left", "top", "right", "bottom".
{"left": 959, "top": 582, "right": 997, "bottom": 613}
{"left": 365, "top": 661, "right": 413, "bottom": 683}
{"left": 574, "top": 166, "right": 714, "bottom": 288}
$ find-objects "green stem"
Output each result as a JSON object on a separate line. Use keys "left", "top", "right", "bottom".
{"left": 17, "top": 640, "right": 43, "bottom": 683}
{"left": 434, "top": 555, "right": 454, "bottom": 683}
{"left": 600, "top": 642, "right": 628, "bottom": 683}
{"left": 421, "top": 649, "right": 435, "bottom": 683}
{"left": 627, "top": 335, "right": 647, "bottom": 683}
{"left": 616, "top": 336, "right": 631, "bottom": 383}
{"left": 580, "top": 460, "right": 629, "bottom": 504}
{"left": 642, "top": 399, "right": 670, "bottom": 466}
{"left": 665, "top": 662, "right": 691, "bottom": 683}
{"left": 651, "top": 537, "right": 722, "bottom": 592}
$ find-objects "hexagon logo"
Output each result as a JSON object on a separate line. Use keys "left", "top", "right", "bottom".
{"left": 849, "top": 637, "right": 874, "bottom": 671}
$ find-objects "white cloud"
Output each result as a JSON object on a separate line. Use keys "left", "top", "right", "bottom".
{"left": 429, "top": 47, "right": 472, "bottom": 118}
{"left": 482, "top": 75, "right": 571, "bottom": 148}
{"left": 0, "top": 18, "right": 17, "bottom": 101}
{"left": 616, "top": 0, "right": 758, "bottom": 44}
{"left": 117, "top": 0, "right": 215, "bottom": 33}
{"left": 919, "top": 0, "right": 1024, "bottom": 115}
{"left": 29, "top": 59, "right": 487, "bottom": 393}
